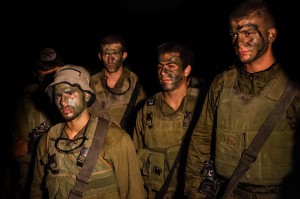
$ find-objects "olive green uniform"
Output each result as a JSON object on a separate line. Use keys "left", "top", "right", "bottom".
{"left": 89, "top": 67, "right": 146, "bottom": 133}
{"left": 30, "top": 116, "right": 145, "bottom": 199}
{"left": 133, "top": 87, "right": 200, "bottom": 199}
{"left": 185, "top": 63, "right": 300, "bottom": 198}
{"left": 11, "top": 83, "right": 60, "bottom": 198}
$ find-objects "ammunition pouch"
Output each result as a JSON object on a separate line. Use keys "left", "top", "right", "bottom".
{"left": 137, "top": 148, "right": 165, "bottom": 191}
{"left": 137, "top": 145, "right": 180, "bottom": 192}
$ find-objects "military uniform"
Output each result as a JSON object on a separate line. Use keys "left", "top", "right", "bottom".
{"left": 133, "top": 87, "right": 201, "bottom": 199}
{"left": 10, "top": 82, "right": 60, "bottom": 198}
{"left": 30, "top": 116, "right": 145, "bottom": 199}
{"left": 185, "top": 63, "right": 300, "bottom": 199}
{"left": 89, "top": 67, "right": 146, "bottom": 134}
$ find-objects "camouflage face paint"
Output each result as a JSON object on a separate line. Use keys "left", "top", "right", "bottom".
{"left": 101, "top": 43, "right": 123, "bottom": 73}
{"left": 54, "top": 83, "right": 86, "bottom": 121}
{"left": 230, "top": 17, "right": 269, "bottom": 64}
{"left": 157, "top": 52, "right": 185, "bottom": 91}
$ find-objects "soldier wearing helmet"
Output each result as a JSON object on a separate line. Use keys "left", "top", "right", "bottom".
{"left": 30, "top": 64, "right": 145, "bottom": 199}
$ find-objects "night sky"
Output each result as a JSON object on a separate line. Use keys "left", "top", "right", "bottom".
{"left": 7, "top": 0, "right": 298, "bottom": 91}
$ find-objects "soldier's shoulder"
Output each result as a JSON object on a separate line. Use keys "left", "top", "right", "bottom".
{"left": 105, "top": 122, "right": 130, "bottom": 146}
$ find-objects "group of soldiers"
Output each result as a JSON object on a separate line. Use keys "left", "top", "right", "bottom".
{"left": 5, "top": 0, "right": 300, "bottom": 199}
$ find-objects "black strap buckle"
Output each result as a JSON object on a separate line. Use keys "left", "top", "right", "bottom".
{"left": 70, "top": 188, "right": 84, "bottom": 198}
{"left": 242, "top": 149, "right": 257, "bottom": 163}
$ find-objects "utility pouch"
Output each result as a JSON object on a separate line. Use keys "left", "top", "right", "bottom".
{"left": 137, "top": 148, "right": 165, "bottom": 191}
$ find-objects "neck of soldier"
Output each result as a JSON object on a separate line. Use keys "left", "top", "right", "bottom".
{"left": 65, "top": 109, "right": 90, "bottom": 140}
{"left": 244, "top": 46, "right": 276, "bottom": 73}
{"left": 102, "top": 66, "right": 123, "bottom": 88}
{"left": 162, "top": 82, "right": 188, "bottom": 111}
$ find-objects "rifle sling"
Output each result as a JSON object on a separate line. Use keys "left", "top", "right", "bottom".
{"left": 69, "top": 117, "right": 109, "bottom": 199}
{"left": 221, "top": 81, "right": 296, "bottom": 199}
{"left": 119, "top": 79, "right": 141, "bottom": 129}
{"left": 154, "top": 135, "right": 185, "bottom": 199}
{"left": 155, "top": 87, "right": 203, "bottom": 199}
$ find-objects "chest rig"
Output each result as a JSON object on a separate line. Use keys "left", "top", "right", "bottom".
{"left": 90, "top": 68, "right": 138, "bottom": 126}
{"left": 215, "top": 67, "right": 294, "bottom": 185}
{"left": 44, "top": 119, "right": 119, "bottom": 198}
{"left": 145, "top": 88, "right": 200, "bottom": 131}
{"left": 45, "top": 119, "right": 95, "bottom": 174}
{"left": 139, "top": 88, "right": 200, "bottom": 191}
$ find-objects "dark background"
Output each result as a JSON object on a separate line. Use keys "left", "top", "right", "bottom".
{"left": 6, "top": 0, "right": 298, "bottom": 95}
{"left": 2, "top": 0, "right": 298, "bottom": 195}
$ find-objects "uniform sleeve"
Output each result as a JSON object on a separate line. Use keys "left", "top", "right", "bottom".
{"left": 132, "top": 108, "right": 145, "bottom": 150}
{"left": 29, "top": 133, "right": 48, "bottom": 199}
{"left": 136, "top": 84, "right": 147, "bottom": 106}
{"left": 12, "top": 96, "right": 30, "bottom": 141}
{"left": 110, "top": 132, "right": 146, "bottom": 199}
{"left": 10, "top": 96, "right": 30, "bottom": 161}
{"left": 184, "top": 74, "right": 224, "bottom": 198}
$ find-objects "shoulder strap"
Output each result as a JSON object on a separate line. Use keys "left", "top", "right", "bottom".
{"left": 155, "top": 89, "right": 203, "bottom": 199}
{"left": 69, "top": 117, "right": 109, "bottom": 199}
{"left": 119, "top": 79, "right": 141, "bottom": 130}
{"left": 221, "top": 80, "right": 296, "bottom": 199}
{"left": 155, "top": 134, "right": 186, "bottom": 199}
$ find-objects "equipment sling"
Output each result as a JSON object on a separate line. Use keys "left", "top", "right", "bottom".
{"left": 221, "top": 81, "right": 296, "bottom": 199}
{"left": 69, "top": 117, "right": 109, "bottom": 199}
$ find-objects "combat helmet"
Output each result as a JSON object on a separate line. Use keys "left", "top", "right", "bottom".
{"left": 46, "top": 64, "right": 95, "bottom": 107}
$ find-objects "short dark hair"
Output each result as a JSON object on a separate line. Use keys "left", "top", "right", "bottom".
{"left": 156, "top": 41, "right": 194, "bottom": 70}
{"left": 229, "top": 0, "right": 275, "bottom": 28}
{"left": 99, "top": 34, "right": 127, "bottom": 53}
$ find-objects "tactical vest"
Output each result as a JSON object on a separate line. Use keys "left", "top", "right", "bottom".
{"left": 43, "top": 118, "right": 120, "bottom": 199}
{"left": 90, "top": 68, "right": 141, "bottom": 126}
{"left": 137, "top": 88, "right": 200, "bottom": 192}
{"left": 215, "top": 67, "right": 294, "bottom": 185}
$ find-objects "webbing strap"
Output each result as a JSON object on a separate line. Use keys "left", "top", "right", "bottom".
{"left": 69, "top": 117, "right": 109, "bottom": 199}
{"left": 221, "top": 81, "right": 296, "bottom": 199}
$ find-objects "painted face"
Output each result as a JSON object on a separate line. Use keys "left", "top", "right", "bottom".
{"left": 54, "top": 83, "right": 86, "bottom": 121}
{"left": 229, "top": 16, "right": 269, "bottom": 64}
{"left": 100, "top": 43, "right": 123, "bottom": 73}
{"left": 157, "top": 52, "right": 185, "bottom": 92}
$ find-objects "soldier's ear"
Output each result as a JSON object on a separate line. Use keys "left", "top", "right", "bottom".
{"left": 122, "top": 51, "right": 128, "bottom": 61}
{"left": 84, "top": 92, "right": 92, "bottom": 103}
{"left": 98, "top": 52, "right": 102, "bottom": 61}
{"left": 184, "top": 65, "right": 191, "bottom": 77}
{"left": 268, "top": 27, "right": 277, "bottom": 43}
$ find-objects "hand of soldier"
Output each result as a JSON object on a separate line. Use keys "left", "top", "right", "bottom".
{"left": 10, "top": 137, "right": 28, "bottom": 159}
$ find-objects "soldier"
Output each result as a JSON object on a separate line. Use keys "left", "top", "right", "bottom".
{"left": 185, "top": 0, "right": 300, "bottom": 198}
{"left": 133, "top": 42, "right": 207, "bottom": 198}
{"left": 89, "top": 34, "right": 147, "bottom": 136}
{"left": 30, "top": 64, "right": 145, "bottom": 199}
{"left": 9, "top": 47, "right": 64, "bottom": 199}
